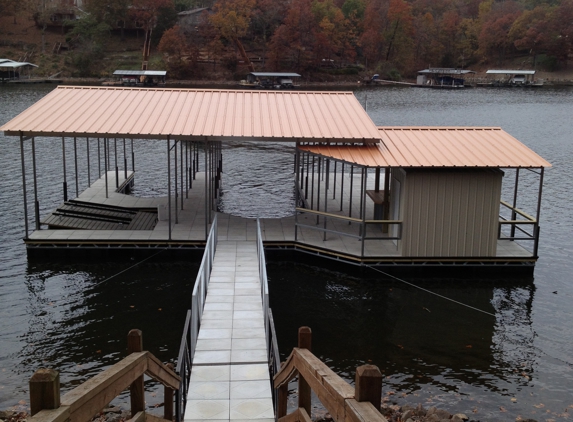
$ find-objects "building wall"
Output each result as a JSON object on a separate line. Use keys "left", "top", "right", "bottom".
{"left": 397, "top": 168, "right": 503, "bottom": 257}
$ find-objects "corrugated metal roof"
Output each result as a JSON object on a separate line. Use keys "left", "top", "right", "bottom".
{"left": 0, "top": 59, "right": 38, "bottom": 69}
{"left": 249, "top": 72, "right": 301, "bottom": 78}
{"left": 113, "top": 70, "right": 167, "bottom": 76}
{"left": 418, "top": 68, "right": 475, "bottom": 75}
{"left": 486, "top": 70, "right": 535, "bottom": 75}
{"left": 299, "top": 127, "right": 551, "bottom": 168}
{"left": 1, "top": 86, "right": 381, "bottom": 143}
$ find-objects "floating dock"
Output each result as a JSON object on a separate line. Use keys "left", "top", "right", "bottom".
{"left": 1, "top": 86, "right": 551, "bottom": 272}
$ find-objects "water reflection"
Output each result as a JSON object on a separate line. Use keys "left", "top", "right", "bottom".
{"left": 267, "top": 261, "right": 547, "bottom": 419}
{"left": 13, "top": 261, "right": 198, "bottom": 406}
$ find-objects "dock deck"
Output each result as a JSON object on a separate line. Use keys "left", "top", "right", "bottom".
{"left": 184, "top": 239, "right": 274, "bottom": 421}
{"left": 27, "top": 170, "right": 533, "bottom": 263}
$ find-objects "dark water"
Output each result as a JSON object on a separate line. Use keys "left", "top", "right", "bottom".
{"left": 1, "top": 84, "right": 573, "bottom": 421}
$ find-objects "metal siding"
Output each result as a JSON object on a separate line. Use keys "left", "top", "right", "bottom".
{"left": 402, "top": 170, "right": 502, "bottom": 257}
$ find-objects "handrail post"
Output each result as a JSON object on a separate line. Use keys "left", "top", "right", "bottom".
{"left": 298, "top": 327, "right": 312, "bottom": 416}
{"left": 29, "top": 368, "right": 60, "bottom": 416}
{"left": 355, "top": 364, "right": 382, "bottom": 411}
{"left": 128, "top": 329, "right": 145, "bottom": 416}
{"left": 165, "top": 363, "right": 174, "bottom": 421}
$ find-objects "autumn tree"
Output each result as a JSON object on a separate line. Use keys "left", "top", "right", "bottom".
{"left": 509, "top": 5, "right": 553, "bottom": 67}
{"left": 158, "top": 24, "right": 200, "bottom": 77}
{"left": 250, "top": 0, "right": 288, "bottom": 66}
{"left": 384, "top": 0, "right": 414, "bottom": 66}
{"left": 311, "top": 0, "right": 356, "bottom": 66}
{"left": 196, "top": 11, "right": 225, "bottom": 71}
{"left": 209, "top": 0, "right": 256, "bottom": 71}
{"left": 412, "top": 12, "right": 443, "bottom": 69}
{"left": 267, "top": 0, "right": 315, "bottom": 71}
{"left": 360, "top": 0, "right": 388, "bottom": 67}
{"left": 478, "top": 1, "right": 522, "bottom": 64}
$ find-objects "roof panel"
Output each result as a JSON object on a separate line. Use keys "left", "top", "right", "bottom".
{"left": 1, "top": 86, "right": 381, "bottom": 143}
{"left": 299, "top": 127, "right": 551, "bottom": 169}
{"left": 486, "top": 70, "right": 535, "bottom": 75}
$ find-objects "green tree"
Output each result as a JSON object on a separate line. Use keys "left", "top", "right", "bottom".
{"left": 66, "top": 13, "right": 111, "bottom": 76}
{"left": 84, "top": 0, "right": 130, "bottom": 40}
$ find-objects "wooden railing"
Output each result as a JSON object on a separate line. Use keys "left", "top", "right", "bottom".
{"left": 274, "top": 327, "right": 388, "bottom": 422}
{"left": 28, "top": 330, "right": 180, "bottom": 422}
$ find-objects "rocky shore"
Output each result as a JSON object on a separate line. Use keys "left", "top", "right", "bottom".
{"left": 3, "top": 402, "right": 541, "bottom": 422}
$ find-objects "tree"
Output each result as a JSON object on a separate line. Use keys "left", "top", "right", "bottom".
{"left": 158, "top": 24, "right": 199, "bottom": 77}
{"left": 478, "top": 0, "right": 522, "bottom": 63}
{"left": 210, "top": 0, "right": 256, "bottom": 71}
{"left": 509, "top": 5, "right": 553, "bottom": 66}
{"left": 360, "top": 0, "right": 389, "bottom": 67}
{"left": 412, "top": 12, "right": 443, "bottom": 69}
{"left": 311, "top": 0, "right": 356, "bottom": 65}
{"left": 384, "top": 0, "right": 414, "bottom": 65}
{"left": 267, "top": 0, "right": 315, "bottom": 71}
{"left": 66, "top": 13, "right": 111, "bottom": 76}
{"left": 250, "top": 0, "right": 288, "bottom": 67}
{"left": 84, "top": 0, "right": 130, "bottom": 41}
{"left": 130, "top": 0, "right": 176, "bottom": 69}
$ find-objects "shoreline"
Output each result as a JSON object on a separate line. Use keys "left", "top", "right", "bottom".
{"left": 5, "top": 75, "right": 572, "bottom": 88}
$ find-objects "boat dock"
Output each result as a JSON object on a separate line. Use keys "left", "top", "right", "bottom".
{"left": 2, "top": 87, "right": 551, "bottom": 269}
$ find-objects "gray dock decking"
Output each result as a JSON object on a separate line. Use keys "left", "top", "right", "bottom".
{"left": 184, "top": 240, "right": 274, "bottom": 422}
{"left": 27, "top": 170, "right": 533, "bottom": 260}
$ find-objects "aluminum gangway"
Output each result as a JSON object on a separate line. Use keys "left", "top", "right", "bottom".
{"left": 177, "top": 215, "right": 278, "bottom": 422}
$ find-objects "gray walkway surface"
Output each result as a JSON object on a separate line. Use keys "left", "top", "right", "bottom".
{"left": 183, "top": 240, "right": 274, "bottom": 422}
{"left": 28, "top": 170, "right": 533, "bottom": 258}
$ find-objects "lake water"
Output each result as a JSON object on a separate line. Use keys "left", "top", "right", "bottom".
{"left": 1, "top": 84, "right": 572, "bottom": 421}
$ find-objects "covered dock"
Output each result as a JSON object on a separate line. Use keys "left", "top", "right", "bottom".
{"left": 480, "top": 70, "right": 542, "bottom": 87}
{"left": 0, "top": 59, "right": 38, "bottom": 81}
{"left": 0, "top": 86, "right": 550, "bottom": 271}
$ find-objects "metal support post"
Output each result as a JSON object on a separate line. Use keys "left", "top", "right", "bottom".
{"left": 20, "top": 134, "right": 29, "bottom": 238}
{"left": 32, "top": 138, "right": 40, "bottom": 231}
{"left": 62, "top": 137, "right": 67, "bottom": 202}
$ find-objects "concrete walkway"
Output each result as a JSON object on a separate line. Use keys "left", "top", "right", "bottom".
{"left": 183, "top": 240, "right": 274, "bottom": 422}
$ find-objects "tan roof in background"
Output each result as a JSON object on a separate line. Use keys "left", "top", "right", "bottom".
{"left": 299, "top": 127, "right": 551, "bottom": 168}
{"left": 1, "top": 86, "right": 381, "bottom": 143}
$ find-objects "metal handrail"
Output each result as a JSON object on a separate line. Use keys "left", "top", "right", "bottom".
{"left": 295, "top": 207, "right": 403, "bottom": 254}
{"left": 175, "top": 214, "right": 218, "bottom": 422}
{"left": 256, "top": 219, "right": 281, "bottom": 415}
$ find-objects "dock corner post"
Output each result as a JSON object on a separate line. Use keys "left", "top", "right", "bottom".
{"left": 297, "top": 326, "right": 312, "bottom": 415}
{"left": 168, "top": 138, "right": 172, "bottom": 241}
{"left": 127, "top": 329, "right": 145, "bottom": 416}
{"left": 29, "top": 368, "right": 60, "bottom": 416}
{"left": 164, "top": 363, "right": 175, "bottom": 421}
{"left": 62, "top": 136, "right": 68, "bottom": 202}
{"left": 355, "top": 364, "right": 382, "bottom": 411}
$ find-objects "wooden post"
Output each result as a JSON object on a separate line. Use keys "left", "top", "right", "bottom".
{"left": 277, "top": 383, "right": 288, "bottom": 418}
{"left": 128, "top": 329, "right": 145, "bottom": 416}
{"left": 29, "top": 368, "right": 60, "bottom": 416}
{"left": 355, "top": 364, "right": 382, "bottom": 411}
{"left": 298, "top": 327, "right": 312, "bottom": 416}
{"left": 164, "top": 363, "right": 174, "bottom": 421}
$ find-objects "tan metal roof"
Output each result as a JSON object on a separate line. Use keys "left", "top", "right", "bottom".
{"left": 299, "top": 127, "right": 551, "bottom": 168}
{"left": 1, "top": 86, "right": 381, "bottom": 143}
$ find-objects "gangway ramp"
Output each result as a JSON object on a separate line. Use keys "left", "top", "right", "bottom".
{"left": 183, "top": 239, "right": 274, "bottom": 421}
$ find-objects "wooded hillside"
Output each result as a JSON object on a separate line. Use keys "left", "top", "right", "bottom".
{"left": 0, "top": 0, "right": 571, "bottom": 80}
